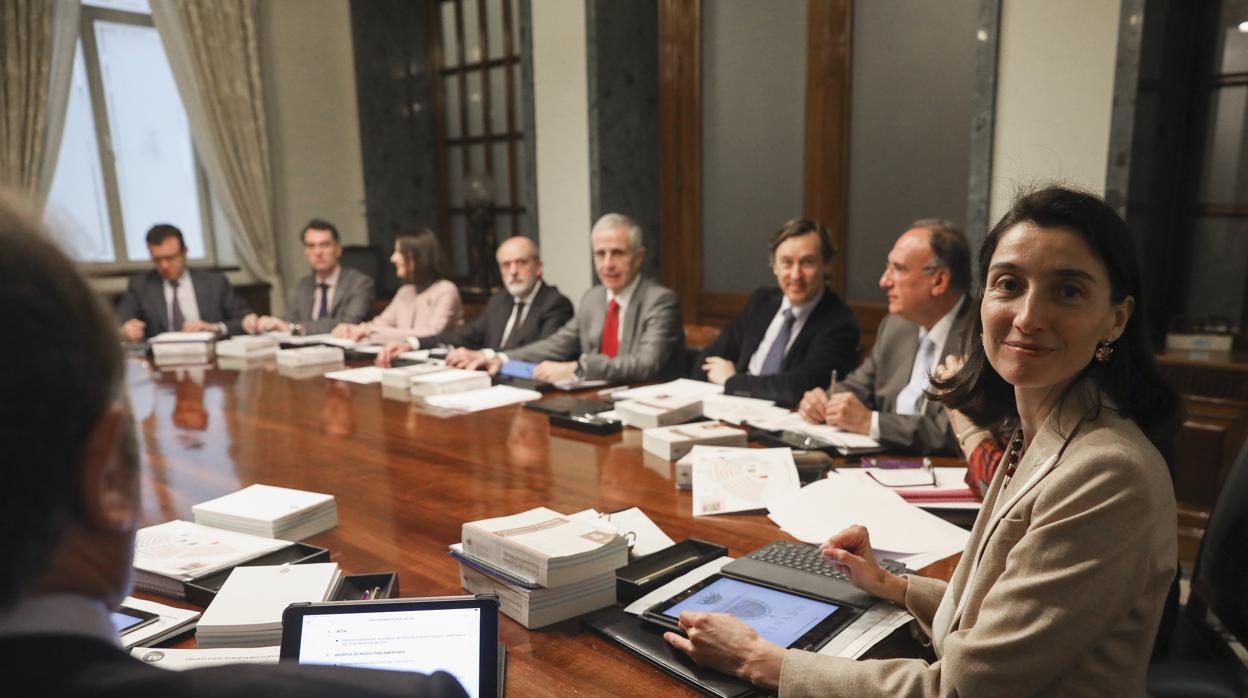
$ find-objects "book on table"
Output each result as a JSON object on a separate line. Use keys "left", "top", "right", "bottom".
{"left": 215, "top": 336, "right": 279, "bottom": 358}
{"left": 275, "top": 345, "right": 345, "bottom": 367}
{"left": 457, "top": 563, "right": 617, "bottom": 629}
{"left": 132, "top": 520, "right": 293, "bottom": 599}
{"left": 642, "top": 420, "right": 749, "bottom": 461}
{"left": 195, "top": 562, "right": 342, "bottom": 648}
{"left": 409, "top": 367, "right": 492, "bottom": 398}
{"left": 192, "top": 484, "right": 338, "bottom": 541}
{"left": 614, "top": 394, "right": 705, "bottom": 430}
{"left": 461, "top": 507, "right": 629, "bottom": 588}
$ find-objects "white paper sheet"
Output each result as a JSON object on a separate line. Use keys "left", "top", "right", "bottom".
{"left": 700, "top": 394, "right": 791, "bottom": 425}
{"left": 119, "top": 596, "right": 200, "bottom": 650}
{"left": 150, "top": 331, "right": 217, "bottom": 343}
{"left": 766, "top": 471, "right": 969, "bottom": 556}
{"left": 130, "top": 646, "right": 279, "bottom": 670}
{"left": 423, "top": 385, "right": 543, "bottom": 412}
{"left": 611, "top": 379, "right": 723, "bottom": 403}
{"left": 600, "top": 507, "right": 676, "bottom": 557}
{"left": 692, "top": 448, "right": 801, "bottom": 516}
{"left": 749, "top": 411, "right": 880, "bottom": 449}
{"left": 323, "top": 366, "right": 385, "bottom": 384}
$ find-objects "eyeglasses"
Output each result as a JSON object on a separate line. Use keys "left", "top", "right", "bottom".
{"left": 773, "top": 258, "right": 823, "bottom": 273}
{"left": 883, "top": 262, "right": 943, "bottom": 278}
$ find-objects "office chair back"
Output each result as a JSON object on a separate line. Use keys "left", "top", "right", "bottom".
{"left": 1194, "top": 438, "right": 1248, "bottom": 645}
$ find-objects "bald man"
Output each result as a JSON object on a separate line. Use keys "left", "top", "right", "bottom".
{"left": 376, "top": 235, "right": 573, "bottom": 367}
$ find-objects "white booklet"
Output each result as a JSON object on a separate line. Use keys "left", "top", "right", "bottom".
{"left": 150, "top": 331, "right": 217, "bottom": 344}
{"left": 610, "top": 378, "right": 724, "bottom": 403}
{"left": 133, "top": 520, "right": 291, "bottom": 581}
{"left": 192, "top": 484, "right": 336, "bottom": 529}
{"left": 424, "top": 384, "right": 543, "bottom": 412}
{"left": 323, "top": 366, "right": 386, "bottom": 384}
{"left": 750, "top": 411, "right": 880, "bottom": 449}
{"left": 691, "top": 447, "right": 801, "bottom": 516}
{"left": 130, "top": 646, "right": 279, "bottom": 670}
{"left": 700, "top": 394, "right": 791, "bottom": 425}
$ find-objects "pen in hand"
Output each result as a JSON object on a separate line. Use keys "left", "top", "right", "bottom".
{"left": 828, "top": 370, "right": 838, "bottom": 395}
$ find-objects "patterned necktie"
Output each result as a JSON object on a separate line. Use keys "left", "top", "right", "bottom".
{"left": 500, "top": 300, "right": 525, "bottom": 349}
{"left": 759, "top": 309, "right": 796, "bottom": 375}
{"left": 316, "top": 283, "right": 330, "bottom": 320}
{"left": 897, "top": 335, "right": 938, "bottom": 415}
{"left": 169, "top": 280, "right": 184, "bottom": 330}
{"left": 601, "top": 299, "right": 620, "bottom": 358}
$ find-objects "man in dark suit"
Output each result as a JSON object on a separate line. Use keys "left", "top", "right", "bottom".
{"left": 0, "top": 195, "right": 465, "bottom": 697}
{"left": 254, "top": 219, "right": 375, "bottom": 336}
{"left": 117, "top": 224, "right": 254, "bottom": 339}
{"left": 375, "top": 235, "right": 573, "bottom": 366}
{"left": 691, "top": 219, "right": 859, "bottom": 407}
{"left": 453, "top": 213, "right": 685, "bottom": 383}
{"left": 799, "top": 220, "right": 972, "bottom": 454}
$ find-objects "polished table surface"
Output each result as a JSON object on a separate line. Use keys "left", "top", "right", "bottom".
{"left": 128, "top": 358, "right": 957, "bottom": 696}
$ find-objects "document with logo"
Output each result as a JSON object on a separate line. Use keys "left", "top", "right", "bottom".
{"left": 691, "top": 448, "right": 801, "bottom": 516}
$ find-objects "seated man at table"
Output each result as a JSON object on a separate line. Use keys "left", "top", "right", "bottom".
{"left": 253, "top": 218, "right": 375, "bottom": 336}
{"left": 452, "top": 213, "right": 685, "bottom": 383}
{"left": 0, "top": 194, "right": 465, "bottom": 697}
{"left": 798, "top": 219, "right": 971, "bottom": 454}
{"left": 117, "top": 224, "right": 255, "bottom": 340}
{"left": 375, "top": 235, "right": 573, "bottom": 367}
{"left": 691, "top": 219, "right": 858, "bottom": 407}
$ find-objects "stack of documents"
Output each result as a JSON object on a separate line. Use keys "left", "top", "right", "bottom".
{"left": 610, "top": 379, "right": 724, "bottom": 403}
{"left": 691, "top": 447, "right": 801, "bottom": 516}
{"left": 275, "top": 345, "right": 345, "bottom": 367}
{"left": 675, "top": 445, "right": 755, "bottom": 489}
{"left": 215, "top": 336, "right": 279, "bottom": 359}
{"left": 642, "top": 420, "right": 748, "bottom": 460}
{"left": 150, "top": 331, "right": 216, "bottom": 366}
{"left": 322, "top": 366, "right": 385, "bottom": 385}
{"left": 751, "top": 411, "right": 881, "bottom": 453}
{"left": 409, "top": 367, "right": 492, "bottom": 399}
{"left": 192, "top": 484, "right": 338, "bottom": 541}
{"left": 380, "top": 363, "right": 448, "bottom": 400}
{"left": 615, "top": 394, "right": 705, "bottom": 429}
{"left": 700, "top": 394, "right": 792, "bottom": 425}
{"left": 132, "top": 520, "right": 292, "bottom": 598}
{"left": 864, "top": 466, "right": 980, "bottom": 509}
{"left": 424, "top": 384, "right": 543, "bottom": 412}
{"left": 196, "top": 563, "right": 342, "bottom": 648}
{"left": 118, "top": 596, "right": 201, "bottom": 650}
{"left": 458, "top": 507, "right": 628, "bottom": 627}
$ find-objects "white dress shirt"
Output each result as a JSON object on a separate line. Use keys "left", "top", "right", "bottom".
{"left": 498, "top": 279, "right": 543, "bottom": 348}
{"left": 868, "top": 294, "right": 966, "bottom": 439}
{"left": 746, "top": 288, "right": 824, "bottom": 376}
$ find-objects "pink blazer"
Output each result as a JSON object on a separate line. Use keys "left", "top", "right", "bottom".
{"left": 369, "top": 280, "right": 462, "bottom": 344}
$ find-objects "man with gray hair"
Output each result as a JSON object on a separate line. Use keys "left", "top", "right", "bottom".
{"left": 375, "top": 235, "right": 573, "bottom": 366}
{"left": 452, "top": 213, "right": 685, "bottom": 383}
{"left": 799, "top": 219, "right": 972, "bottom": 454}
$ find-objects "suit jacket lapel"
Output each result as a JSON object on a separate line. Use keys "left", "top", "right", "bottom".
{"left": 150, "top": 273, "right": 170, "bottom": 334}
{"left": 490, "top": 290, "right": 514, "bottom": 348}
{"left": 739, "top": 290, "right": 782, "bottom": 371}
{"left": 619, "top": 278, "right": 646, "bottom": 355}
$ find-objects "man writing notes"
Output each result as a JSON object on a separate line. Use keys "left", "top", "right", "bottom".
{"left": 691, "top": 219, "right": 859, "bottom": 407}
{"left": 452, "top": 213, "right": 685, "bottom": 383}
{"left": 799, "top": 220, "right": 972, "bottom": 454}
{"left": 117, "top": 224, "right": 254, "bottom": 340}
{"left": 253, "top": 219, "right": 375, "bottom": 335}
{"left": 0, "top": 195, "right": 465, "bottom": 697}
{"left": 375, "top": 235, "right": 573, "bottom": 367}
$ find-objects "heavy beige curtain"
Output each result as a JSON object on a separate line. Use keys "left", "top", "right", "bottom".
{"left": 150, "top": 0, "right": 285, "bottom": 312}
{"left": 0, "top": 0, "right": 76, "bottom": 202}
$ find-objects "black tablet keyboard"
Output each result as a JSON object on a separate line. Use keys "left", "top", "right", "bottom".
{"left": 746, "top": 540, "right": 908, "bottom": 580}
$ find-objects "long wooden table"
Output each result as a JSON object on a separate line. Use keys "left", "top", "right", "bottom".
{"left": 129, "top": 358, "right": 956, "bottom": 696}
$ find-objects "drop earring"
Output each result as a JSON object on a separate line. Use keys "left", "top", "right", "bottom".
{"left": 1094, "top": 340, "right": 1114, "bottom": 363}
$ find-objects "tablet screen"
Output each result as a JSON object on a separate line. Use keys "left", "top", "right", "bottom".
{"left": 297, "top": 606, "right": 484, "bottom": 698}
{"left": 658, "top": 576, "right": 841, "bottom": 648}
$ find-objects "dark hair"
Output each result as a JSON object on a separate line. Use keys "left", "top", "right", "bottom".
{"left": 768, "top": 218, "right": 836, "bottom": 261}
{"left": 395, "top": 229, "right": 450, "bottom": 289}
{"left": 912, "top": 218, "right": 970, "bottom": 292}
{"left": 302, "top": 218, "right": 340, "bottom": 244}
{"left": 0, "top": 192, "right": 125, "bottom": 608}
{"left": 933, "top": 186, "right": 1182, "bottom": 447}
{"left": 145, "top": 223, "right": 185, "bottom": 250}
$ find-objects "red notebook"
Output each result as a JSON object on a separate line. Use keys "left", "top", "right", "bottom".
{"left": 896, "top": 487, "right": 981, "bottom": 504}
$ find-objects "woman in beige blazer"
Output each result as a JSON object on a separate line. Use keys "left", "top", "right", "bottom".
{"left": 333, "top": 229, "right": 462, "bottom": 344}
{"left": 666, "top": 186, "right": 1182, "bottom": 697}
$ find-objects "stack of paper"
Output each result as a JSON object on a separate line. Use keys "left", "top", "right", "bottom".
{"left": 322, "top": 366, "right": 385, "bottom": 385}
{"left": 132, "top": 521, "right": 292, "bottom": 598}
{"left": 150, "top": 331, "right": 216, "bottom": 366}
{"left": 642, "top": 420, "right": 748, "bottom": 460}
{"left": 751, "top": 411, "right": 881, "bottom": 452}
{"left": 409, "top": 367, "right": 492, "bottom": 399}
{"left": 700, "top": 394, "right": 792, "bottom": 425}
{"left": 196, "top": 563, "right": 342, "bottom": 648}
{"left": 215, "top": 336, "right": 279, "bottom": 359}
{"left": 380, "top": 363, "right": 447, "bottom": 400}
{"left": 424, "top": 384, "right": 543, "bottom": 412}
{"left": 118, "top": 596, "right": 200, "bottom": 650}
{"left": 192, "top": 484, "right": 338, "bottom": 541}
{"left": 275, "top": 345, "right": 345, "bottom": 367}
{"left": 458, "top": 507, "right": 628, "bottom": 627}
{"left": 615, "top": 394, "right": 705, "bottom": 429}
{"left": 691, "top": 448, "right": 801, "bottom": 516}
{"left": 610, "top": 379, "right": 724, "bottom": 403}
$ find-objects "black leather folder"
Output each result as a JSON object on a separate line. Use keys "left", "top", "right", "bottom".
{"left": 583, "top": 607, "right": 759, "bottom": 698}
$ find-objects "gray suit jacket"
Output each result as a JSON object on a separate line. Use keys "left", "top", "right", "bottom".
{"left": 115, "top": 269, "right": 253, "bottom": 338}
{"left": 285, "top": 266, "right": 375, "bottom": 335}
{"left": 835, "top": 298, "right": 971, "bottom": 455}
{"left": 780, "top": 382, "right": 1177, "bottom": 697}
{"left": 507, "top": 276, "right": 686, "bottom": 382}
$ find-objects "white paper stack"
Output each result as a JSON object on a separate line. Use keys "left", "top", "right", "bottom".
{"left": 700, "top": 394, "right": 792, "bottom": 425}
{"left": 192, "top": 484, "right": 338, "bottom": 541}
{"left": 409, "top": 367, "right": 492, "bottom": 399}
{"left": 119, "top": 596, "right": 201, "bottom": 650}
{"left": 380, "top": 363, "right": 447, "bottom": 400}
{"left": 691, "top": 447, "right": 801, "bottom": 516}
{"left": 215, "top": 336, "right": 279, "bottom": 359}
{"left": 150, "top": 331, "right": 216, "bottom": 366}
{"left": 461, "top": 507, "right": 628, "bottom": 588}
{"left": 424, "top": 384, "right": 543, "bottom": 412}
{"left": 196, "top": 563, "right": 342, "bottom": 648}
{"left": 458, "top": 565, "right": 617, "bottom": 629}
{"left": 642, "top": 420, "right": 747, "bottom": 460}
{"left": 750, "top": 411, "right": 881, "bottom": 453}
{"left": 275, "top": 345, "right": 345, "bottom": 367}
{"left": 132, "top": 520, "right": 293, "bottom": 598}
{"left": 610, "top": 379, "right": 724, "bottom": 403}
{"left": 615, "top": 394, "right": 705, "bottom": 429}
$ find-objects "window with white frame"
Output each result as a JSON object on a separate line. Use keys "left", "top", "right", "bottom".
{"left": 44, "top": 0, "right": 233, "bottom": 270}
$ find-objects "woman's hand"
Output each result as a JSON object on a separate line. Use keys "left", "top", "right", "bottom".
{"left": 374, "top": 342, "right": 407, "bottom": 368}
{"left": 663, "top": 612, "right": 786, "bottom": 692}
{"left": 820, "top": 525, "right": 908, "bottom": 605}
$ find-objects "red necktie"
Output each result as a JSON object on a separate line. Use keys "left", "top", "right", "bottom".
{"left": 601, "top": 299, "right": 620, "bottom": 358}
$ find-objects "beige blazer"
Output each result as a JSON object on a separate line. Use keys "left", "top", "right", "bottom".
{"left": 780, "top": 380, "right": 1177, "bottom": 697}
{"left": 368, "top": 279, "right": 463, "bottom": 344}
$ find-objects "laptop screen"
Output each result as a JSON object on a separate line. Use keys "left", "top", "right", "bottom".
{"left": 281, "top": 597, "right": 499, "bottom": 698}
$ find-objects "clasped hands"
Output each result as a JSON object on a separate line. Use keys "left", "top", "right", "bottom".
{"left": 663, "top": 526, "right": 908, "bottom": 689}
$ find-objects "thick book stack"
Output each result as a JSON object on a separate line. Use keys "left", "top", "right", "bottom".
{"left": 642, "top": 420, "right": 748, "bottom": 461}
{"left": 192, "top": 484, "right": 338, "bottom": 541}
{"left": 381, "top": 363, "right": 451, "bottom": 401}
{"left": 456, "top": 507, "right": 628, "bottom": 628}
{"left": 150, "top": 331, "right": 216, "bottom": 366}
{"left": 196, "top": 563, "right": 342, "bottom": 648}
{"left": 614, "top": 394, "right": 705, "bottom": 429}
{"left": 132, "top": 520, "right": 292, "bottom": 599}
{"left": 276, "top": 345, "right": 345, "bottom": 367}
{"left": 215, "top": 336, "right": 279, "bottom": 359}
{"left": 409, "top": 367, "right": 492, "bottom": 400}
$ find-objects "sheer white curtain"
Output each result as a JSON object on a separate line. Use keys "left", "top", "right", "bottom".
{"left": 150, "top": 0, "right": 285, "bottom": 311}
